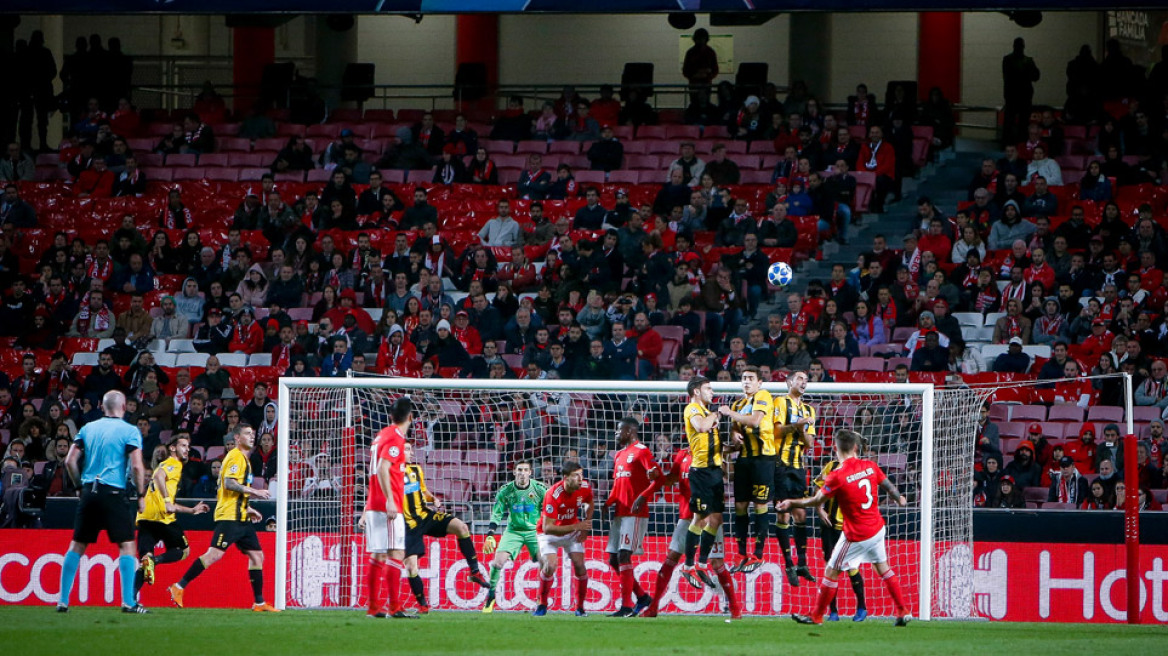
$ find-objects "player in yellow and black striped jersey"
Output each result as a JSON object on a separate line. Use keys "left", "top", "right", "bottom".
{"left": 400, "top": 442, "right": 489, "bottom": 612}
{"left": 134, "top": 435, "right": 208, "bottom": 598}
{"left": 814, "top": 459, "right": 868, "bottom": 621}
{"left": 772, "top": 370, "right": 817, "bottom": 586}
{"left": 717, "top": 366, "right": 775, "bottom": 573}
{"left": 168, "top": 425, "right": 279, "bottom": 612}
{"left": 681, "top": 376, "right": 729, "bottom": 585}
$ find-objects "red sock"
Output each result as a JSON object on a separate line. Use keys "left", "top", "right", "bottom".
{"left": 812, "top": 577, "right": 839, "bottom": 619}
{"left": 619, "top": 564, "right": 635, "bottom": 607}
{"left": 384, "top": 559, "right": 403, "bottom": 614}
{"left": 538, "top": 571, "right": 554, "bottom": 606}
{"left": 632, "top": 574, "right": 647, "bottom": 600}
{"left": 648, "top": 559, "right": 678, "bottom": 614}
{"left": 574, "top": 573, "right": 588, "bottom": 612}
{"left": 882, "top": 569, "right": 908, "bottom": 615}
{"left": 711, "top": 562, "right": 739, "bottom": 616}
{"left": 367, "top": 559, "right": 386, "bottom": 614}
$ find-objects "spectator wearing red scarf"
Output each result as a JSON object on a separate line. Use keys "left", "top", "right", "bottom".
{"left": 992, "top": 299, "right": 1032, "bottom": 344}
{"left": 228, "top": 308, "right": 264, "bottom": 354}
{"left": 857, "top": 125, "right": 897, "bottom": 213}
{"left": 377, "top": 324, "right": 418, "bottom": 376}
{"left": 451, "top": 311, "right": 483, "bottom": 356}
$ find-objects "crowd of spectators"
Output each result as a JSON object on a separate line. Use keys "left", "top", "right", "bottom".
{"left": 5, "top": 37, "right": 1168, "bottom": 523}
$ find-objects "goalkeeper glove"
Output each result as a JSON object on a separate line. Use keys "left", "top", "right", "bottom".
{"left": 483, "top": 535, "right": 497, "bottom": 555}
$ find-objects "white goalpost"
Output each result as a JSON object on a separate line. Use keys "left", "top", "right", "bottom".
{"left": 274, "top": 378, "right": 989, "bottom": 619}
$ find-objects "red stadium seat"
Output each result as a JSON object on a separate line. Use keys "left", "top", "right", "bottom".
{"left": 635, "top": 126, "right": 667, "bottom": 140}
{"left": 515, "top": 141, "right": 548, "bottom": 155}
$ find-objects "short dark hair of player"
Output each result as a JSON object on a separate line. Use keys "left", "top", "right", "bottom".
{"left": 391, "top": 397, "right": 414, "bottom": 424}
{"left": 231, "top": 423, "right": 252, "bottom": 439}
{"left": 741, "top": 365, "right": 761, "bottom": 379}
{"left": 560, "top": 461, "right": 583, "bottom": 478}
{"left": 835, "top": 429, "right": 862, "bottom": 455}
{"left": 619, "top": 416, "right": 640, "bottom": 432}
{"left": 514, "top": 459, "right": 532, "bottom": 471}
{"left": 687, "top": 376, "right": 710, "bottom": 398}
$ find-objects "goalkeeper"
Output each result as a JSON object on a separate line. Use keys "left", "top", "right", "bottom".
{"left": 482, "top": 460, "right": 548, "bottom": 613}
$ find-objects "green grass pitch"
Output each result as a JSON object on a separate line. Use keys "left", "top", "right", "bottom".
{"left": 3, "top": 607, "right": 1162, "bottom": 656}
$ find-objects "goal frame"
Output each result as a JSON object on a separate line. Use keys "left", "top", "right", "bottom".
{"left": 275, "top": 378, "right": 942, "bottom": 617}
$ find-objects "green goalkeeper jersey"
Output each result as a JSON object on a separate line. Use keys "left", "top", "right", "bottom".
{"left": 490, "top": 480, "right": 549, "bottom": 533}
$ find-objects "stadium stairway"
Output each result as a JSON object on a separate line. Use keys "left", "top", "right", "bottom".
{"left": 753, "top": 140, "right": 994, "bottom": 327}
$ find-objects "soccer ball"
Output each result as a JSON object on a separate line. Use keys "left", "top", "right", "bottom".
{"left": 768, "top": 261, "right": 794, "bottom": 287}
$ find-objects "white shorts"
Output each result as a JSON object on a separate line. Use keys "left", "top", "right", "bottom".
{"left": 538, "top": 531, "right": 585, "bottom": 556}
{"left": 828, "top": 526, "right": 888, "bottom": 572}
{"left": 605, "top": 515, "right": 649, "bottom": 555}
{"left": 667, "top": 519, "right": 724, "bottom": 560}
{"left": 365, "top": 511, "right": 406, "bottom": 554}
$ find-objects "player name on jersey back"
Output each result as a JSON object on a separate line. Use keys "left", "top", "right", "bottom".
{"left": 846, "top": 467, "right": 876, "bottom": 484}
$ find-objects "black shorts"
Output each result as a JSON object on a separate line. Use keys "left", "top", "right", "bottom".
{"left": 821, "top": 523, "right": 841, "bottom": 561}
{"left": 406, "top": 512, "right": 454, "bottom": 558}
{"left": 773, "top": 464, "right": 808, "bottom": 501}
{"left": 688, "top": 467, "right": 725, "bottom": 516}
{"left": 211, "top": 520, "right": 262, "bottom": 553}
{"left": 73, "top": 483, "right": 136, "bottom": 544}
{"left": 733, "top": 456, "right": 775, "bottom": 504}
{"left": 137, "top": 520, "right": 188, "bottom": 557}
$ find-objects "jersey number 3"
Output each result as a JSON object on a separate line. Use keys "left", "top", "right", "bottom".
{"left": 858, "top": 479, "right": 875, "bottom": 509}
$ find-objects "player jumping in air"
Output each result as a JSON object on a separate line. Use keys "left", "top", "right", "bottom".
{"left": 357, "top": 397, "right": 418, "bottom": 619}
{"left": 482, "top": 460, "right": 548, "bottom": 613}
{"left": 679, "top": 376, "right": 741, "bottom": 618}
{"left": 135, "top": 435, "right": 209, "bottom": 598}
{"left": 814, "top": 456, "right": 868, "bottom": 622}
{"left": 718, "top": 365, "right": 775, "bottom": 573}
{"left": 772, "top": 370, "right": 818, "bottom": 587}
{"left": 777, "top": 429, "right": 910, "bottom": 626}
{"left": 534, "top": 461, "right": 594, "bottom": 617}
{"left": 605, "top": 416, "right": 660, "bottom": 617}
{"left": 399, "top": 441, "right": 489, "bottom": 613}
{"left": 168, "top": 425, "right": 278, "bottom": 611}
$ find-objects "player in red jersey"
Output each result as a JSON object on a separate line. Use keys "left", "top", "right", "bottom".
{"left": 605, "top": 416, "right": 661, "bottom": 617}
{"left": 635, "top": 444, "right": 741, "bottom": 621}
{"left": 358, "top": 397, "right": 418, "bottom": 619}
{"left": 534, "top": 461, "right": 594, "bottom": 617}
{"left": 776, "top": 429, "right": 910, "bottom": 626}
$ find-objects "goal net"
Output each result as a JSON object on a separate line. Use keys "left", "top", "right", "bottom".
{"left": 275, "top": 378, "right": 990, "bottom": 619}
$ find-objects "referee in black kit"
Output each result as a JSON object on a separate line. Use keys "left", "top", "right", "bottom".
{"left": 56, "top": 390, "right": 150, "bottom": 614}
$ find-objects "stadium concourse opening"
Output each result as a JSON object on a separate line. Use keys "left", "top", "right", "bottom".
{"left": 0, "top": 4, "right": 1164, "bottom": 631}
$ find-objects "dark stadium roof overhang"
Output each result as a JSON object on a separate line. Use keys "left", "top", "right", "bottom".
{"left": 0, "top": 1, "right": 1165, "bottom": 15}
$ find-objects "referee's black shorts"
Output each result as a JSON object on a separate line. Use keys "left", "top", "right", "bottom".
{"left": 773, "top": 464, "right": 808, "bottom": 501}
{"left": 137, "top": 520, "right": 188, "bottom": 557}
{"left": 406, "top": 512, "right": 454, "bottom": 557}
{"left": 211, "top": 520, "right": 262, "bottom": 553}
{"left": 74, "top": 483, "right": 136, "bottom": 544}
{"left": 688, "top": 467, "right": 725, "bottom": 516}
{"left": 733, "top": 456, "right": 775, "bottom": 504}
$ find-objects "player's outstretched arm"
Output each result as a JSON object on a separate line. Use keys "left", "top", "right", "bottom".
{"left": 879, "top": 478, "right": 908, "bottom": 506}
{"left": 776, "top": 489, "right": 827, "bottom": 512}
